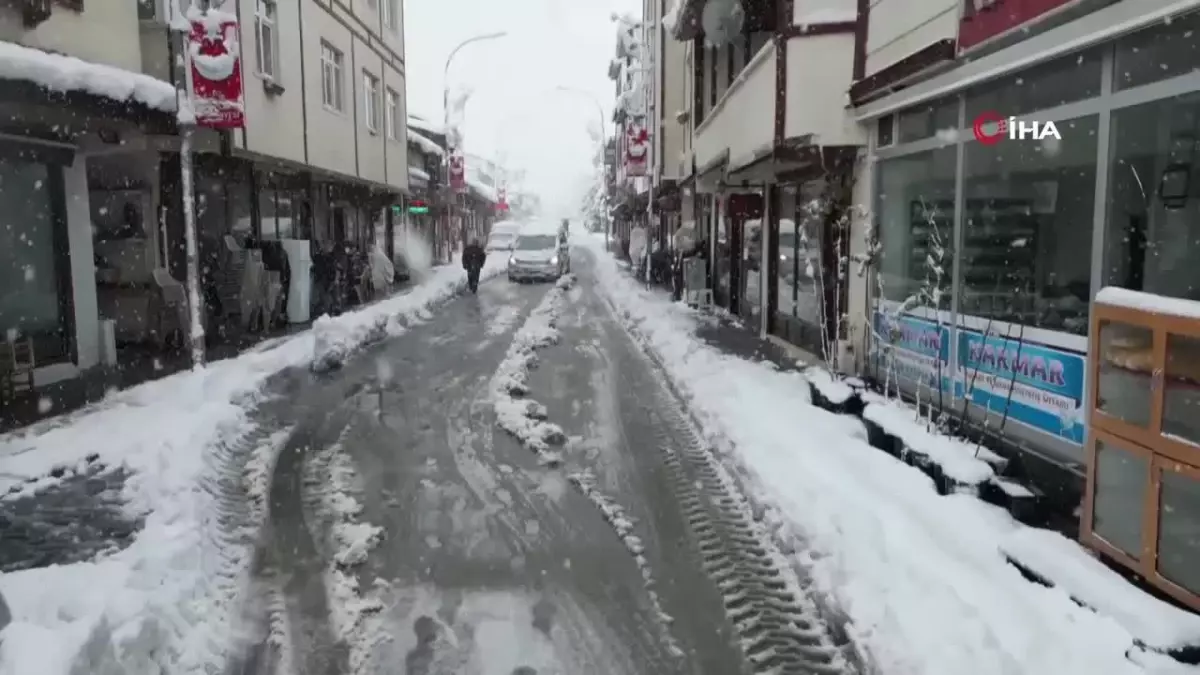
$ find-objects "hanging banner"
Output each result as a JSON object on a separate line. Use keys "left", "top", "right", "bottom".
{"left": 187, "top": 9, "right": 245, "bottom": 129}
{"left": 449, "top": 154, "right": 466, "bottom": 193}
{"left": 624, "top": 121, "right": 649, "bottom": 177}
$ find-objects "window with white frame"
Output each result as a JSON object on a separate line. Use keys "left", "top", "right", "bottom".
{"left": 363, "top": 71, "right": 382, "bottom": 133}
{"left": 385, "top": 88, "right": 400, "bottom": 140}
{"left": 321, "top": 41, "right": 344, "bottom": 111}
{"left": 383, "top": 0, "right": 398, "bottom": 31}
{"left": 255, "top": 0, "right": 279, "bottom": 80}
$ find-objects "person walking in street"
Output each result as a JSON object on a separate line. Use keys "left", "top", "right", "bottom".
{"left": 462, "top": 237, "right": 486, "bottom": 293}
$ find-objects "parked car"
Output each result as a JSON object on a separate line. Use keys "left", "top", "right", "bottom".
{"left": 507, "top": 232, "right": 566, "bottom": 282}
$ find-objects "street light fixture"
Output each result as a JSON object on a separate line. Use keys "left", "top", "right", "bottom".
{"left": 442, "top": 31, "right": 507, "bottom": 258}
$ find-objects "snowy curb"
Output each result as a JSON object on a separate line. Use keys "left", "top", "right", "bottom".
{"left": 488, "top": 274, "right": 576, "bottom": 466}
{"left": 303, "top": 433, "right": 388, "bottom": 674}
{"left": 568, "top": 470, "right": 684, "bottom": 658}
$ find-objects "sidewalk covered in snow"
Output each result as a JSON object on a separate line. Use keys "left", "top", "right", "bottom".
{"left": 580, "top": 233, "right": 1200, "bottom": 675}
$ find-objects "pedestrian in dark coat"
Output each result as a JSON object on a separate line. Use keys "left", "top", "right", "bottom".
{"left": 462, "top": 239, "right": 487, "bottom": 293}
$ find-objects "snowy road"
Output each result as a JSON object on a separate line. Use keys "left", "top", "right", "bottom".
{"left": 240, "top": 251, "right": 847, "bottom": 675}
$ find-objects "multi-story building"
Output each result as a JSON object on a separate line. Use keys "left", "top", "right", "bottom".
{"left": 663, "top": 0, "right": 865, "bottom": 358}
{"left": 637, "top": 0, "right": 1200, "bottom": 609}
{"left": 0, "top": 0, "right": 408, "bottom": 426}
{"left": 609, "top": 13, "right": 652, "bottom": 254}
{"left": 644, "top": 0, "right": 690, "bottom": 247}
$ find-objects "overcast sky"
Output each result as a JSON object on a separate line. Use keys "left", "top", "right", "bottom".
{"left": 403, "top": 0, "right": 640, "bottom": 218}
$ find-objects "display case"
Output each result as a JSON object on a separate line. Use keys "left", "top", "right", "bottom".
{"left": 1083, "top": 288, "right": 1200, "bottom": 610}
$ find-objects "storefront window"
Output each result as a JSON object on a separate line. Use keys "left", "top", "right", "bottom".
{"left": 961, "top": 115, "right": 1096, "bottom": 334}
{"left": 229, "top": 178, "right": 252, "bottom": 241}
{"left": 259, "top": 187, "right": 278, "bottom": 240}
{"left": 0, "top": 159, "right": 65, "bottom": 358}
{"left": 896, "top": 98, "right": 959, "bottom": 144}
{"left": 276, "top": 193, "right": 294, "bottom": 239}
{"left": 1105, "top": 92, "right": 1200, "bottom": 301}
{"left": 1114, "top": 10, "right": 1200, "bottom": 92}
{"left": 875, "top": 147, "right": 956, "bottom": 308}
{"left": 965, "top": 49, "right": 1102, "bottom": 120}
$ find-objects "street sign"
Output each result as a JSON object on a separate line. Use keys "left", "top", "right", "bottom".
{"left": 449, "top": 154, "right": 466, "bottom": 193}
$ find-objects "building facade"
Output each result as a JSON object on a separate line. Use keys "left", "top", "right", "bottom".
{"left": 665, "top": 0, "right": 864, "bottom": 360}
{"left": 0, "top": 0, "right": 409, "bottom": 426}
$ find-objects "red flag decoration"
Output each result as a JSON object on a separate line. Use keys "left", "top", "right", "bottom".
{"left": 187, "top": 9, "right": 246, "bottom": 129}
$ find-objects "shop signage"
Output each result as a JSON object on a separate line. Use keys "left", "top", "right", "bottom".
{"left": 186, "top": 9, "right": 245, "bottom": 129}
{"left": 973, "top": 111, "right": 1062, "bottom": 145}
{"left": 958, "top": 0, "right": 1074, "bottom": 52}
{"left": 873, "top": 312, "right": 954, "bottom": 392}
{"left": 408, "top": 199, "right": 429, "bottom": 214}
{"left": 872, "top": 310, "right": 1087, "bottom": 444}
{"left": 449, "top": 154, "right": 466, "bottom": 193}
{"left": 956, "top": 329, "right": 1086, "bottom": 444}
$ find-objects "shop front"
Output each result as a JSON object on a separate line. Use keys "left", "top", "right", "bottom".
{"left": 857, "top": 6, "right": 1200, "bottom": 471}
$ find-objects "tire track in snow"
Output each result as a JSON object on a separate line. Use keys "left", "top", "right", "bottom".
{"left": 595, "top": 278, "right": 855, "bottom": 675}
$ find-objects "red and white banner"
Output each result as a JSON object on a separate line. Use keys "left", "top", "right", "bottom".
{"left": 624, "top": 122, "right": 649, "bottom": 177}
{"left": 449, "top": 154, "right": 466, "bottom": 193}
{"left": 187, "top": 10, "right": 245, "bottom": 129}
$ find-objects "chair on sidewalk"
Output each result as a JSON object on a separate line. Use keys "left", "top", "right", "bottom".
{"left": 0, "top": 336, "right": 35, "bottom": 405}
{"left": 150, "top": 268, "right": 189, "bottom": 349}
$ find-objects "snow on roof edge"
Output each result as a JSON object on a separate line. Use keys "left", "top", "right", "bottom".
{"left": 0, "top": 41, "right": 177, "bottom": 113}
{"left": 407, "top": 128, "right": 445, "bottom": 157}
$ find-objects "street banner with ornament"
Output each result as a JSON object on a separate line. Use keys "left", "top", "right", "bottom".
{"left": 496, "top": 187, "right": 508, "bottom": 212}
{"left": 186, "top": 8, "right": 246, "bottom": 129}
{"left": 624, "top": 121, "right": 649, "bottom": 177}
{"left": 449, "top": 153, "right": 466, "bottom": 193}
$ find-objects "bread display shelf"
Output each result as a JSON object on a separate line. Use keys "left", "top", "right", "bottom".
{"left": 1083, "top": 288, "right": 1200, "bottom": 612}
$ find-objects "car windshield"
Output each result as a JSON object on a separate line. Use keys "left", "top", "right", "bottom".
{"left": 515, "top": 234, "right": 556, "bottom": 250}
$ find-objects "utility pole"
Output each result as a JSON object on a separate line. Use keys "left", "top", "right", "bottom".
{"left": 173, "top": 0, "right": 205, "bottom": 368}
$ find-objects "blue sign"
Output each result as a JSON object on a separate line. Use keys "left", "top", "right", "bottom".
{"left": 872, "top": 311, "right": 953, "bottom": 392}
{"left": 956, "top": 330, "right": 1086, "bottom": 445}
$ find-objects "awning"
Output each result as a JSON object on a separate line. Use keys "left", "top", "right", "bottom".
{"left": 854, "top": 0, "right": 1200, "bottom": 121}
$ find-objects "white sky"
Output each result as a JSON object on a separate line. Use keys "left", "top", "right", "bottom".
{"left": 403, "top": 0, "right": 640, "bottom": 218}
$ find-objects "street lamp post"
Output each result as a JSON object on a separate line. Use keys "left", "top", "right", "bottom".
{"left": 552, "top": 86, "right": 610, "bottom": 252}
{"left": 443, "top": 31, "right": 507, "bottom": 261}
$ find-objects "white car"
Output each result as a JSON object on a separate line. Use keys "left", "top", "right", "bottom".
{"left": 507, "top": 233, "right": 566, "bottom": 282}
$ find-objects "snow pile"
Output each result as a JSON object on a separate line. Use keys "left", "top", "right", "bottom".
{"left": 568, "top": 470, "right": 683, "bottom": 657}
{"left": 489, "top": 275, "right": 576, "bottom": 465}
{"left": 303, "top": 434, "right": 387, "bottom": 674}
{"left": 661, "top": 0, "right": 682, "bottom": 33}
{"left": 0, "top": 41, "right": 177, "bottom": 112}
{"left": 311, "top": 253, "right": 507, "bottom": 371}
{"left": 0, "top": 260, "right": 492, "bottom": 675}
{"left": 408, "top": 128, "right": 445, "bottom": 157}
{"left": 862, "top": 401, "right": 997, "bottom": 486}
{"left": 580, "top": 237, "right": 1197, "bottom": 675}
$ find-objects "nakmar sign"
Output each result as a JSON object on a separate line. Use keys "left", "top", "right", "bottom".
{"left": 872, "top": 311, "right": 1086, "bottom": 444}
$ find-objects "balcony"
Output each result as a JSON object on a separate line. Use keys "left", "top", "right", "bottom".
{"left": 693, "top": 40, "right": 776, "bottom": 175}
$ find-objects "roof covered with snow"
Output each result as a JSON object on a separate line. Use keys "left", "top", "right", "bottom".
{"left": 0, "top": 40, "right": 177, "bottom": 112}
{"left": 407, "top": 114, "right": 445, "bottom": 136}
{"left": 407, "top": 128, "right": 445, "bottom": 157}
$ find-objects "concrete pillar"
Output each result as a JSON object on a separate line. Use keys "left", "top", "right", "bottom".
{"left": 63, "top": 157, "right": 99, "bottom": 370}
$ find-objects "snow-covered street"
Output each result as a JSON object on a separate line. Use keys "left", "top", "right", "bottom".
{"left": 4, "top": 238, "right": 1200, "bottom": 674}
